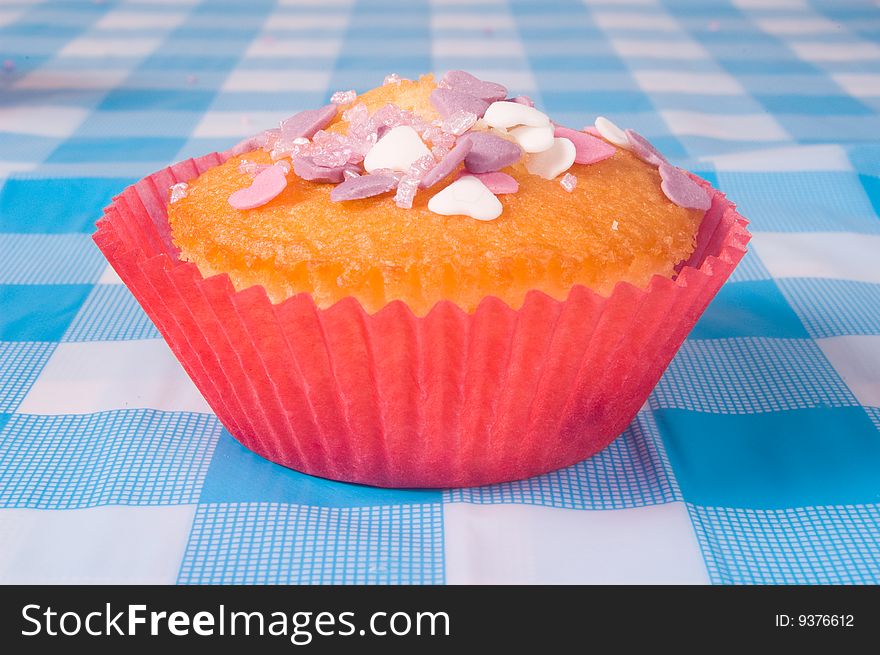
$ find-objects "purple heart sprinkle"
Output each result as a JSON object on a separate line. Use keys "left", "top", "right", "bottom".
{"left": 441, "top": 70, "right": 508, "bottom": 103}
{"left": 659, "top": 163, "right": 711, "bottom": 211}
{"left": 462, "top": 132, "right": 522, "bottom": 174}
{"left": 292, "top": 156, "right": 357, "bottom": 183}
{"left": 625, "top": 129, "right": 667, "bottom": 167}
{"left": 420, "top": 137, "right": 473, "bottom": 189}
{"left": 280, "top": 104, "right": 338, "bottom": 140}
{"left": 330, "top": 173, "right": 397, "bottom": 201}
{"left": 429, "top": 88, "right": 489, "bottom": 119}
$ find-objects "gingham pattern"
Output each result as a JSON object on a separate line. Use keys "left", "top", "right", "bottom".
{"left": 1, "top": 0, "right": 878, "bottom": 585}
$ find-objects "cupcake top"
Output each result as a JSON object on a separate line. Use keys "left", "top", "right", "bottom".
{"left": 168, "top": 72, "right": 710, "bottom": 315}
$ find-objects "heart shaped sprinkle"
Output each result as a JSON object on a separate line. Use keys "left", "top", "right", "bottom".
{"left": 292, "top": 157, "right": 357, "bottom": 183}
{"left": 554, "top": 126, "right": 616, "bottom": 165}
{"left": 524, "top": 137, "right": 577, "bottom": 180}
{"left": 420, "top": 137, "right": 473, "bottom": 189}
{"left": 594, "top": 116, "right": 629, "bottom": 147}
{"left": 459, "top": 171, "right": 519, "bottom": 194}
{"left": 279, "top": 104, "right": 338, "bottom": 140}
{"left": 441, "top": 70, "right": 508, "bottom": 102}
{"left": 228, "top": 164, "right": 288, "bottom": 210}
{"left": 462, "top": 132, "right": 522, "bottom": 173}
{"left": 483, "top": 101, "right": 550, "bottom": 129}
{"left": 330, "top": 172, "right": 397, "bottom": 201}
{"left": 363, "top": 125, "right": 432, "bottom": 173}
{"left": 429, "top": 88, "right": 490, "bottom": 119}
{"left": 659, "top": 163, "right": 711, "bottom": 211}
{"left": 625, "top": 129, "right": 667, "bottom": 167}
{"left": 509, "top": 124, "right": 555, "bottom": 153}
{"left": 427, "top": 175, "right": 503, "bottom": 221}
{"left": 226, "top": 132, "right": 267, "bottom": 157}
{"left": 509, "top": 95, "right": 535, "bottom": 107}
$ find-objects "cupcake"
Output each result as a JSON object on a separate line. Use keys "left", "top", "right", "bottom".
{"left": 94, "top": 71, "right": 749, "bottom": 488}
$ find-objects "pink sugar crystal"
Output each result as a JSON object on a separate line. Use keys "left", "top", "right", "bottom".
{"left": 239, "top": 160, "right": 262, "bottom": 175}
{"left": 343, "top": 169, "right": 361, "bottom": 180}
{"left": 408, "top": 154, "right": 437, "bottom": 181}
{"left": 342, "top": 103, "right": 378, "bottom": 160}
{"left": 239, "top": 160, "right": 290, "bottom": 176}
{"left": 270, "top": 136, "right": 310, "bottom": 161}
{"left": 560, "top": 173, "right": 578, "bottom": 192}
{"left": 169, "top": 182, "right": 188, "bottom": 203}
{"left": 368, "top": 167, "right": 405, "bottom": 185}
{"left": 369, "top": 104, "right": 429, "bottom": 134}
{"left": 421, "top": 125, "right": 443, "bottom": 143}
{"left": 394, "top": 176, "right": 419, "bottom": 209}
{"left": 310, "top": 131, "right": 356, "bottom": 167}
{"left": 442, "top": 109, "right": 478, "bottom": 136}
{"left": 343, "top": 102, "right": 369, "bottom": 126}
{"left": 259, "top": 128, "right": 281, "bottom": 151}
{"left": 372, "top": 104, "right": 405, "bottom": 127}
{"left": 424, "top": 127, "right": 456, "bottom": 150}
{"left": 313, "top": 148, "right": 353, "bottom": 168}
{"left": 331, "top": 89, "right": 357, "bottom": 105}
{"left": 383, "top": 73, "right": 403, "bottom": 86}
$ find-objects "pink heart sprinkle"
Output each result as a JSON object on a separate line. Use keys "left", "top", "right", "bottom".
{"left": 509, "top": 95, "right": 535, "bottom": 107}
{"left": 228, "top": 164, "right": 288, "bottom": 210}
{"left": 659, "top": 163, "right": 711, "bottom": 211}
{"left": 583, "top": 126, "right": 602, "bottom": 138}
{"left": 625, "top": 129, "right": 666, "bottom": 167}
{"left": 457, "top": 171, "right": 519, "bottom": 194}
{"left": 554, "top": 126, "right": 616, "bottom": 165}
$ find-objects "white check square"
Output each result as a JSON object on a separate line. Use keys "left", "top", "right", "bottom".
{"left": 751, "top": 232, "right": 880, "bottom": 284}
{"left": 444, "top": 502, "right": 709, "bottom": 584}
{"left": 661, "top": 110, "right": 790, "bottom": 141}
{"left": 817, "top": 336, "right": 880, "bottom": 408}
{"left": 0, "top": 506, "right": 195, "bottom": 584}
{"left": 18, "top": 339, "right": 212, "bottom": 415}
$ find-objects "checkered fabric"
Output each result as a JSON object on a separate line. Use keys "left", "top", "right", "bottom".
{"left": 1, "top": 0, "right": 879, "bottom": 585}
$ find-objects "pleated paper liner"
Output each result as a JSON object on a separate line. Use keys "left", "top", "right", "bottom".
{"left": 93, "top": 151, "right": 750, "bottom": 488}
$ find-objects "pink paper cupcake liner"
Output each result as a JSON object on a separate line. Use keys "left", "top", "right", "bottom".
{"left": 93, "top": 151, "right": 750, "bottom": 488}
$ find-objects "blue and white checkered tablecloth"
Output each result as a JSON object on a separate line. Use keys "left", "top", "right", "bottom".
{"left": 1, "top": 0, "right": 879, "bottom": 585}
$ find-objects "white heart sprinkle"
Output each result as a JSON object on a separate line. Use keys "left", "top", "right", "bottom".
{"left": 509, "top": 124, "right": 555, "bottom": 153}
{"left": 363, "top": 125, "right": 432, "bottom": 173}
{"left": 594, "top": 116, "right": 629, "bottom": 148}
{"left": 427, "top": 175, "right": 503, "bottom": 221}
{"left": 483, "top": 101, "right": 550, "bottom": 129}
{"left": 525, "top": 137, "right": 577, "bottom": 180}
